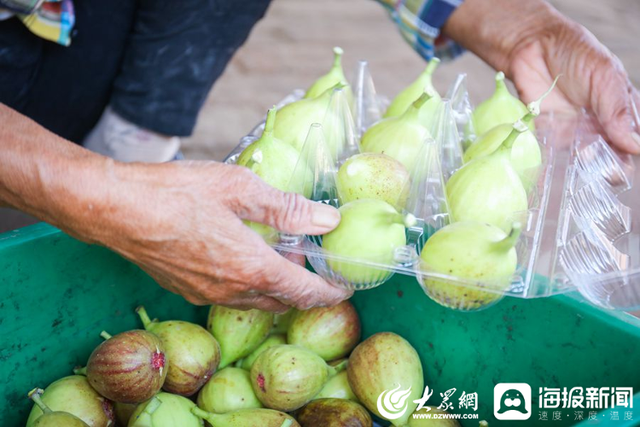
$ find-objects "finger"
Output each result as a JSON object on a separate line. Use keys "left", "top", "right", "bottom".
{"left": 225, "top": 167, "right": 340, "bottom": 235}
{"left": 256, "top": 248, "right": 353, "bottom": 310}
{"left": 219, "top": 294, "right": 291, "bottom": 313}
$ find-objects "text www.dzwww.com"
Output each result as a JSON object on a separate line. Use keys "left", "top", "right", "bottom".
{"left": 413, "top": 413, "right": 480, "bottom": 420}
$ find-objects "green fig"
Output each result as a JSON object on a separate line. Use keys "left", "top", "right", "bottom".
{"left": 405, "top": 406, "right": 461, "bottom": 426}
{"left": 237, "top": 107, "right": 312, "bottom": 240}
{"left": 77, "top": 330, "right": 167, "bottom": 403}
{"left": 272, "top": 309, "right": 294, "bottom": 334}
{"left": 114, "top": 402, "right": 138, "bottom": 427}
{"left": 250, "top": 344, "right": 343, "bottom": 412}
{"left": 337, "top": 153, "right": 411, "bottom": 210}
{"left": 315, "top": 369, "right": 359, "bottom": 402}
{"left": 137, "top": 306, "right": 221, "bottom": 396}
{"left": 274, "top": 84, "right": 338, "bottom": 152}
{"left": 128, "top": 393, "right": 202, "bottom": 427}
{"left": 446, "top": 122, "right": 529, "bottom": 232}
{"left": 197, "top": 367, "right": 262, "bottom": 414}
{"left": 361, "top": 92, "right": 434, "bottom": 171}
{"left": 385, "top": 58, "right": 442, "bottom": 127}
{"left": 287, "top": 300, "right": 361, "bottom": 361}
{"left": 240, "top": 334, "right": 287, "bottom": 370}
{"left": 207, "top": 305, "right": 274, "bottom": 369}
{"left": 420, "top": 221, "right": 521, "bottom": 310}
{"left": 192, "top": 407, "right": 300, "bottom": 427}
{"left": 296, "top": 398, "right": 372, "bottom": 427}
{"left": 322, "top": 199, "right": 410, "bottom": 284}
{"left": 472, "top": 72, "right": 531, "bottom": 137}
{"left": 305, "top": 46, "right": 352, "bottom": 103}
{"left": 347, "top": 332, "right": 423, "bottom": 427}
{"left": 26, "top": 376, "right": 115, "bottom": 427}
{"left": 28, "top": 388, "right": 90, "bottom": 427}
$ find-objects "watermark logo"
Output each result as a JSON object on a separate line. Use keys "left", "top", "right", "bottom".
{"left": 377, "top": 385, "right": 413, "bottom": 420}
{"left": 494, "top": 383, "right": 532, "bottom": 420}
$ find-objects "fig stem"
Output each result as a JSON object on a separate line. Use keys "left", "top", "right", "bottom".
{"left": 332, "top": 46, "right": 344, "bottom": 68}
{"left": 263, "top": 107, "right": 277, "bottom": 136}
{"left": 28, "top": 388, "right": 52, "bottom": 414}
{"left": 526, "top": 74, "right": 562, "bottom": 117}
{"left": 281, "top": 420, "right": 294, "bottom": 427}
{"left": 191, "top": 407, "right": 220, "bottom": 424}
{"left": 424, "top": 57, "right": 441, "bottom": 77}
{"left": 500, "top": 120, "right": 529, "bottom": 150}
{"left": 135, "top": 306, "right": 154, "bottom": 330}
{"left": 493, "top": 222, "right": 522, "bottom": 252}
{"left": 331, "top": 358, "right": 349, "bottom": 375}
{"left": 73, "top": 366, "right": 87, "bottom": 376}
{"left": 388, "top": 212, "right": 416, "bottom": 228}
{"left": 411, "top": 91, "right": 432, "bottom": 111}
{"left": 100, "top": 331, "right": 112, "bottom": 340}
{"left": 494, "top": 71, "right": 507, "bottom": 94}
{"left": 142, "top": 396, "right": 162, "bottom": 415}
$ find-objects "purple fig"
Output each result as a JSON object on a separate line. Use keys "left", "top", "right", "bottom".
{"left": 348, "top": 333, "right": 424, "bottom": 426}
{"left": 250, "top": 344, "right": 345, "bottom": 412}
{"left": 76, "top": 330, "right": 167, "bottom": 403}
{"left": 197, "top": 367, "right": 262, "bottom": 414}
{"left": 28, "top": 388, "right": 89, "bottom": 426}
{"left": 192, "top": 407, "right": 300, "bottom": 427}
{"left": 287, "top": 301, "right": 361, "bottom": 361}
{"left": 406, "top": 406, "right": 461, "bottom": 426}
{"left": 114, "top": 402, "right": 137, "bottom": 427}
{"left": 128, "top": 393, "right": 203, "bottom": 427}
{"left": 137, "top": 306, "right": 221, "bottom": 396}
{"left": 207, "top": 305, "right": 273, "bottom": 368}
{"left": 26, "top": 375, "right": 115, "bottom": 427}
{"left": 297, "top": 398, "right": 372, "bottom": 427}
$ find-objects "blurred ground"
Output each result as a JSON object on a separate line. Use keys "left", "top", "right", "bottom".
{"left": 182, "top": 0, "right": 640, "bottom": 160}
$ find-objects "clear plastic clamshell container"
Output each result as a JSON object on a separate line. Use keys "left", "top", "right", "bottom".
{"left": 225, "top": 61, "right": 640, "bottom": 312}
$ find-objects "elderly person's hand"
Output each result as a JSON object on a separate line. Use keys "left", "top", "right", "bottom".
{"left": 445, "top": 0, "right": 640, "bottom": 153}
{"left": 0, "top": 104, "right": 351, "bottom": 312}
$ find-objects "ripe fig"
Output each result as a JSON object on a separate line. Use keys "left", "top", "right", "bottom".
{"left": 114, "top": 402, "right": 137, "bottom": 427}
{"left": 361, "top": 92, "right": 434, "bottom": 171}
{"left": 197, "top": 367, "right": 262, "bottom": 414}
{"left": 405, "top": 406, "right": 461, "bottom": 426}
{"left": 137, "top": 306, "right": 221, "bottom": 396}
{"left": 348, "top": 332, "right": 423, "bottom": 426}
{"left": 77, "top": 330, "right": 167, "bottom": 403}
{"left": 239, "top": 334, "right": 287, "bottom": 370}
{"left": 316, "top": 369, "right": 359, "bottom": 402}
{"left": 322, "top": 199, "right": 410, "bottom": 285}
{"left": 420, "top": 221, "right": 521, "bottom": 310}
{"left": 287, "top": 301, "right": 361, "bottom": 361}
{"left": 337, "top": 153, "right": 411, "bottom": 210}
{"left": 28, "top": 388, "right": 89, "bottom": 427}
{"left": 305, "top": 46, "right": 352, "bottom": 102}
{"left": 297, "top": 398, "right": 372, "bottom": 427}
{"left": 26, "top": 375, "right": 115, "bottom": 427}
{"left": 128, "top": 393, "right": 202, "bottom": 427}
{"left": 207, "top": 305, "right": 274, "bottom": 369}
{"left": 250, "top": 344, "right": 343, "bottom": 412}
{"left": 192, "top": 407, "right": 300, "bottom": 427}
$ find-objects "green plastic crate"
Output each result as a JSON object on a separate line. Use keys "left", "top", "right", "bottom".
{"left": 1, "top": 223, "right": 639, "bottom": 426}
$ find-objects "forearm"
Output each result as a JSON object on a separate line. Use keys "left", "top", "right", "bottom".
{"left": 443, "top": 0, "right": 565, "bottom": 74}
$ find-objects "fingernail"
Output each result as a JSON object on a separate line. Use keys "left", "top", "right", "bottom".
{"left": 632, "top": 132, "right": 640, "bottom": 150}
{"left": 311, "top": 203, "right": 341, "bottom": 230}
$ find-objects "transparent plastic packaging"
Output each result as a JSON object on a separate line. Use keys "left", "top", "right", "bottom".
{"left": 225, "top": 63, "right": 640, "bottom": 312}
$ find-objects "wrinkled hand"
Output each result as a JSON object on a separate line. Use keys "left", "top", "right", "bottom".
{"left": 96, "top": 160, "right": 352, "bottom": 312}
{"left": 507, "top": 16, "right": 640, "bottom": 154}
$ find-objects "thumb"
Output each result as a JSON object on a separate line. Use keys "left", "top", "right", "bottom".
{"left": 227, "top": 167, "right": 341, "bottom": 235}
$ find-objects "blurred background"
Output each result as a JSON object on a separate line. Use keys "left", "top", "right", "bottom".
{"left": 1, "top": 0, "right": 638, "bottom": 232}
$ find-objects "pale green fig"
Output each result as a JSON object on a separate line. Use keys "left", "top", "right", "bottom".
{"left": 26, "top": 376, "right": 115, "bottom": 427}
{"left": 322, "top": 199, "right": 409, "bottom": 284}
{"left": 472, "top": 72, "right": 531, "bottom": 137}
{"left": 240, "top": 334, "right": 287, "bottom": 370}
{"left": 361, "top": 92, "right": 434, "bottom": 171}
{"left": 405, "top": 406, "right": 461, "bottom": 426}
{"left": 337, "top": 153, "right": 411, "bottom": 210}
{"left": 207, "top": 305, "right": 274, "bottom": 369}
{"left": 128, "top": 393, "right": 202, "bottom": 427}
{"left": 385, "top": 58, "right": 442, "bottom": 127}
{"left": 446, "top": 122, "right": 529, "bottom": 232}
{"left": 192, "top": 407, "right": 300, "bottom": 427}
{"left": 137, "top": 306, "right": 221, "bottom": 396}
{"left": 274, "top": 84, "right": 338, "bottom": 152}
{"left": 296, "top": 398, "right": 372, "bottom": 427}
{"left": 28, "top": 388, "right": 90, "bottom": 427}
{"left": 114, "top": 402, "right": 138, "bottom": 427}
{"left": 347, "top": 332, "right": 423, "bottom": 426}
{"left": 272, "top": 309, "right": 294, "bottom": 334}
{"left": 420, "top": 221, "right": 521, "bottom": 310}
{"left": 197, "top": 367, "right": 262, "bottom": 414}
{"left": 237, "top": 107, "right": 311, "bottom": 240}
{"left": 287, "top": 300, "right": 361, "bottom": 361}
{"left": 305, "top": 46, "right": 352, "bottom": 103}
{"left": 315, "top": 369, "right": 359, "bottom": 402}
{"left": 250, "top": 344, "right": 342, "bottom": 412}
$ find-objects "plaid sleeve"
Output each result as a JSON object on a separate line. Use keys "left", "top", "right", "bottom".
{"left": 376, "top": 0, "right": 465, "bottom": 61}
